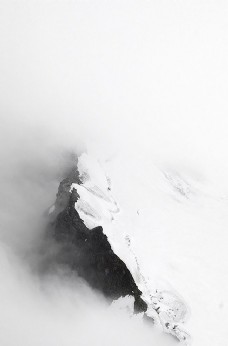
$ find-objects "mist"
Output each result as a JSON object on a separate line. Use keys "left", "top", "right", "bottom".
{"left": 0, "top": 118, "right": 177, "bottom": 346}
{"left": 1, "top": 0, "right": 228, "bottom": 345}
{"left": 0, "top": 243, "right": 178, "bottom": 346}
{"left": 0, "top": 115, "right": 177, "bottom": 346}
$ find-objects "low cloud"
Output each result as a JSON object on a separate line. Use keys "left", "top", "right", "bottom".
{"left": 1, "top": 1, "right": 228, "bottom": 345}
{"left": 0, "top": 104, "right": 175, "bottom": 346}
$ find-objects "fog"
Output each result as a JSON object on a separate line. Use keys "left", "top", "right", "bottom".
{"left": 0, "top": 121, "right": 173, "bottom": 346}
{"left": 0, "top": 0, "right": 228, "bottom": 345}
{"left": 0, "top": 243, "right": 179, "bottom": 346}
{"left": 0, "top": 115, "right": 176, "bottom": 345}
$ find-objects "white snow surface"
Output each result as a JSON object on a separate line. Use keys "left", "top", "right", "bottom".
{"left": 71, "top": 153, "right": 119, "bottom": 229}
{"left": 72, "top": 151, "right": 228, "bottom": 346}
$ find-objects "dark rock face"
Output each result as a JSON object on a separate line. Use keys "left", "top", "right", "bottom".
{"left": 48, "top": 172, "right": 147, "bottom": 313}
{"left": 49, "top": 168, "right": 81, "bottom": 221}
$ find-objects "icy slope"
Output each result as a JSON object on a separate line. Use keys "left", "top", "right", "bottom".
{"left": 58, "top": 152, "right": 190, "bottom": 343}
{"left": 63, "top": 150, "right": 228, "bottom": 346}
{"left": 103, "top": 151, "right": 228, "bottom": 346}
{"left": 70, "top": 153, "right": 119, "bottom": 229}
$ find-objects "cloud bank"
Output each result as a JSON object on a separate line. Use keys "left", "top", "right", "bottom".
{"left": 1, "top": 1, "right": 228, "bottom": 345}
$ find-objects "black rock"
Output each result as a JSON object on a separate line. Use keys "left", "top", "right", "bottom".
{"left": 48, "top": 171, "right": 148, "bottom": 313}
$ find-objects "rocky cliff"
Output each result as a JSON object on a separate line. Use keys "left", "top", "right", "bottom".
{"left": 47, "top": 158, "right": 147, "bottom": 313}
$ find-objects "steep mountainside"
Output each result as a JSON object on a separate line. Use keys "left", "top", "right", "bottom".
{"left": 47, "top": 152, "right": 190, "bottom": 344}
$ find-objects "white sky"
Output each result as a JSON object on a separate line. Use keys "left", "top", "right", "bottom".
{"left": 1, "top": 0, "right": 228, "bottom": 174}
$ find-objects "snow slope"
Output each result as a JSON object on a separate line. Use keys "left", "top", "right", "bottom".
{"left": 72, "top": 150, "right": 228, "bottom": 346}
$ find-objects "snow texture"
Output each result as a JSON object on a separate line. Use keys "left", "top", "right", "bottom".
{"left": 71, "top": 153, "right": 191, "bottom": 344}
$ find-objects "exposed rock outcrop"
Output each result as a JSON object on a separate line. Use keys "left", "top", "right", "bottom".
{"left": 47, "top": 164, "right": 147, "bottom": 313}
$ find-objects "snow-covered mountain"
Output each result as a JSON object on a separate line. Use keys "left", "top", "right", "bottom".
{"left": 48, "top": 152, "right": 191, "bottom": 344}
{"left": 1, "top": 1, "right": 228, "bottom": 345}
{"left": 48, "top": 148, "right": 228, "bottom": 346}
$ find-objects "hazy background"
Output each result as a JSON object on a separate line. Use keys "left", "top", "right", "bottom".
{"left": 0, "top": 0, "right": 228, "bottom": 345}
{"left": 1, "top": 0, "right": 228, "bottom": 179}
